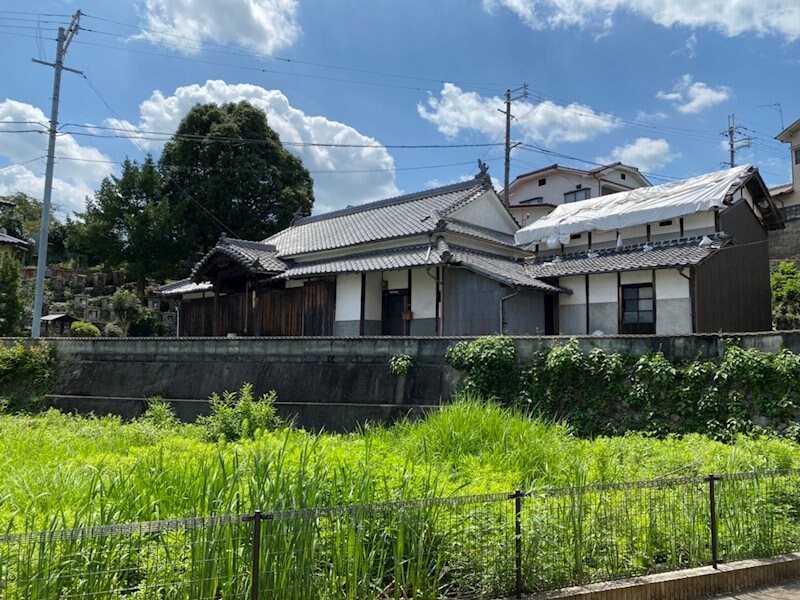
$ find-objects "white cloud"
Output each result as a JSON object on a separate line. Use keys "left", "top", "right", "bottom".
{"left": 634, "top": 110, "right": 668, "bottom": 122}
{"left": 418, "top": 83, "right": 620, "bottom": 145}
{"left": 0, "top": 99, "right": 113, "bottom": 214}
{"left": 598, "top": 137, "right": 679, "bottom": 170}
{"left": 482, "top": 0, "right": 800, "bottom": 39}
{"left": 656, "top": 74, "right": 731, "bottom": 114}
{"left": 136, "top": 0, "right": 301, "bottom": 54}
{"left": 671, "top": 32, "right": 697, "bottom": 58}
{"left": 114, "top": 80, "right": 400, "bottom": 213}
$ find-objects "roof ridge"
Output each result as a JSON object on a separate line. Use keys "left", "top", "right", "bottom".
{"left": 287, "top": 178, "right": 487, "bottom": 228}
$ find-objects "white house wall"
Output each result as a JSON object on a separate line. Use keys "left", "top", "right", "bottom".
{"left": 410, "top": 268, "right": 438, "bottom": 335}
{"left": 655, "top": 269, "right": 692, "bottom": 334}
{"left": 559, "top": 275, "right": 587, "bottom": 335}
{"left": 334, "top": 273, "right": 362, "bottom": 335}
{"left": 587, "top": 273, "right": 617, "bottom": 334}
{"left": 363, "top": 272, "right": 383, "bottom": 335}
{"left": 450, "top": 192, "right": 518, "bottom": 233}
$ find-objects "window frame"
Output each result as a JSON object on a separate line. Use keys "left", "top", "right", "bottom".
{"left": 618, "top": 283, "right": 656, "bottom": 334}
{"left": 564, "top": 188, "right": 591, "bottom": 203}
{"left": 794, "top": 147, "right": 800, "bottom": 165}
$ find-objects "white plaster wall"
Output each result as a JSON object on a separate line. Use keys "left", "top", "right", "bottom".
{"left": 559, "top": 276, "right": 586, "bottom": 304}
{"left": 620, "top": 270, "right": 653, "bottom": 285}
{"left": 588, "top": 273, "right": 617, "bottom": 302}
{"left": 655, "top": 269, "right": 690, "bottom": 300}
{"left": 411, "top": 269, "right": 437, "bottom": 318}
{"left": 335, "top": 274, "right": 361, "bottom": 321}
{"left": 509, "top": 172, "right": 598, "bottom": 207}
{"left": 651, "top": 218, "right": 681, "bottom": 238}
{"left": 451, "top": 193, "right": 517, "bottom": 233}
{"left": 619, "top": 224, "right": 647, "bottom": 243}
{"left": 510, "top": 205, "right": 553, "bottom": 227}
{"left": 383, "top": 269, "right": 408, "bottom": 290}
{"left": 684, "top": 211, "right": 716, "bottom": 233}
{"left": 364, "top": 272, "right": 382, "bottom": 320}
{"left": 792, "top": 139, "right": 800, "bottom": 206}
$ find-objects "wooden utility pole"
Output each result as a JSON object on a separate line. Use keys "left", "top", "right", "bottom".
{"left": 30, "top": 10, "right": 82, "bottom": 338}
{"left": 498, "top": 84, "right": 528, "bottom": 205}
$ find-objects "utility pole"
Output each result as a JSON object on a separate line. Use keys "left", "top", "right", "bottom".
{"left": 30, "top": 10, "right": 82, "bottom": 338}
{"left": 721, "top": 113, "right": 753, "bottom": 169}
{"left": 498, "top": 84, "right": 528, "bottom": 205}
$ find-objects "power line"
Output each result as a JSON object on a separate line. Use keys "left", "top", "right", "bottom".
{"left": 54, "top": 154, "right": 501, "bottom": 174}
{"left": 0, "top": 156, "right": 43, "bottom": 173}
{"left": 80, "top": 13, "right": 513, "bottom": 93}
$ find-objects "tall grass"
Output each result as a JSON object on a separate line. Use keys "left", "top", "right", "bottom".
{"left": 2, "top": 398, "right": 800, "bottom": 597}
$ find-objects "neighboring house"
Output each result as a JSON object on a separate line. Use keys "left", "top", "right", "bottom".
{"left": 516, "top": 164, "right": 783, "bottom": 335}
{"left": 767, "top": 118, "right": 800, "bottom": 260}
{"left": 507, "top": 162, "right": 650, "bottom": 227}
{"left": 40, "top": 313, "right": 80, "bottom": 337}
{"left": 160, "top": 172, "right": 565, "bottom": 337}
{"left": 0, "top": 232, "right": 28, "bottom": 261}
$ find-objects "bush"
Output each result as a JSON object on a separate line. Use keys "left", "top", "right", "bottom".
{"left": 389, "top": 353, "right": 414, "bottom": 376}
{"left": 70, "top": 321, "right": 101, "bottom": 337}
{"left": 772, "top": 261, "right": 800, "bottom": 330}
{"left": 103, "top": 323, "right": 124, "bottom": 337}
{"left": 139, "top": 396, "right": 179, "bottom": 429}
{"left": 0, "top": 342, "right": 56, "bottom": 412}
{"left": 198, "top": 382, "right": 282, "bottom": 441}
{"left": 445, "top": 335, "right": 519, "bottom": 402}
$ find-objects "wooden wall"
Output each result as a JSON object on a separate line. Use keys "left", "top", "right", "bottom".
{"left": 179, "top": 280, "right": 335, "bottom": 337}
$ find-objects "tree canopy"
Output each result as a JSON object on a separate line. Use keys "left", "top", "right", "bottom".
{"left": 160, "top": 100, "right": 314, "bottom": 252}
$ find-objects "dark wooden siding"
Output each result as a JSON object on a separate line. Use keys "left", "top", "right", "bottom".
{"left": 695, "top": 201, "right": 772, "bottom": 332}
{"left": 179, "top": 280, "right": 335, "bottom": 337}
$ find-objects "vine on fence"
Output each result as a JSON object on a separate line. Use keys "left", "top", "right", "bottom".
{"left": 448, "top": 336, "right": 800, "bottom": 440}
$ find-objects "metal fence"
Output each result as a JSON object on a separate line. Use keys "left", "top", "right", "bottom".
{"left": 2, "top": 469, "right": 800, "bottom": 599}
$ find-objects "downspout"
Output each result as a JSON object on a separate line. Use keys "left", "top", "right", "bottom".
{"left": 425, "top": 267, "right": 444, "bottom": 336}
{"left": 175, "top": 304, "right": 180, "bottom": 338}
{"left": 677, "top": 267, "right": 696, "bottom": 333}
{"left": 500, "top": 289, "right": 519, "bottom": 334}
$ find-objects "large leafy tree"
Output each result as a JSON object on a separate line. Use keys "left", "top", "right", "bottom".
{"left": 160, "top": 101, "right": 314, "bottom": 252}
{"left": 1, "top": 192, "right": 74, "bottom": 264}
{"left": 75, "top": 156, "right": 181, "bottom": 297}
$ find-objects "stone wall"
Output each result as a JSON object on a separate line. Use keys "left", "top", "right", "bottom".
{"left": 769, "top": 217, "right": 800, "bottom": 262}
{"left": 6, "top": 331, "right": 800, "bottom": 430}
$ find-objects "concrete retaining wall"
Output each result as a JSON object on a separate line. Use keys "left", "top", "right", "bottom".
{"left": 5, "top": 331, "right": 800, "bottom": 430}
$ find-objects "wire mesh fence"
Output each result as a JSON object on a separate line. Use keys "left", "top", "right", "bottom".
{"left": 2, "top": 470, "right": 800, "bottom": 599}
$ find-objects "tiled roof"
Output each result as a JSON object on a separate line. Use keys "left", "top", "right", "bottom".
{"left": 442, "top": 218, "right": 516, "bottom": 246}
{"left": 191, "top": 235, "right": 287, "bottom": 277}
{"left": 524, "top": 236, "right": 724, "bottom": 279}
{"left": 0, "top": 232, "right": 28, "bottom": 246}
{"left": 158, "top": 278, "right": 213, "bottom": 297}
{"left": 263, "top": 178, "right": 492, "bottom": 256}
{"left": 278, "top": 241, "right": 565, "bottom": 293}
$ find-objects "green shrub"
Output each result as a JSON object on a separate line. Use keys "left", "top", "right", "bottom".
{"left": 103, "top": 323, "right": 124, "bottom": 337}
{"left": 198, "top": 382, "right": 282, "bottom": 441}
{"left": 772, "top": 261, "right": 800, "bottom": 329}
{"left": 139, "top": 396, "right": 179, "bottom": 429}
{"left": 389, "top": 353, "right": 414, "bottom": 376}
{"left": 70, "top": 321, "right": 101, "bottom": 337}
{"left": 0, "top": 342, "right": 56, "bottom": 412}
{"left": 445, "top": 335, "right": 519, "bottom": 401}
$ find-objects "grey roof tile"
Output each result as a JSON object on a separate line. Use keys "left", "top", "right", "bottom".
{"left": 191, "top": 236, "right": 287, "bottom": 277}
{"left": 279, "top": 241, "right": 564, "bottom": 293}
{"left": 158, "top": 278, "right": 213, "bottom": 297}
{"left": 524, "top": 236, "right": 722, "bottom": 279}
{"left": 0, "top": 232, "right": 28, "bottom": 246}
{"left": 263, "top": 178, "right": 492, "bottom": 256}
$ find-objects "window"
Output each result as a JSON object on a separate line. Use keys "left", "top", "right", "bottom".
{"left": 795, "top": 148, "right": 800, "bottom": 165}
{"left": 620, "top": 284, "right": 655, "bottom": 334}
{"left": 621, "top": 173, "right": 627, "bottom": 180}
{"left": 570, "top": 233, "right": 582, "bottom": 240}
{"left": 564, "top": 188, "right": 591, "bottom": 203}
{"left": 538, "top": 178, "right": 547, "bottom": 186}
{"left": 658, "top": 219, "right": 673, "bottom": 227}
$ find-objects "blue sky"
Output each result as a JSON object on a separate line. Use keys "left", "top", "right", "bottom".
{"left": 1, "top": 0, "right": 798, "bottom": 216}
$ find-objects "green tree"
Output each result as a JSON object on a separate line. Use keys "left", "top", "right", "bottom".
{"left": 111, "top": 288, "right": 142, "bottom": 336}
{"left": 77, "top": 156, "right": 180, "bottom": 297}
{"left": 161, "top": 101, "right": 314, "bottom": 252}
{"left": 1, "top": 192, "right": 78, "bottom": 265}
{"left": 0, "top": 254, "right": 24, "bottom": 336}
{"left": 772, "top": 261, "right": 800, "bottom": 330}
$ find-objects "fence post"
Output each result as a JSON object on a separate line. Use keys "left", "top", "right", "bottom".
{"left": 708, "top": 475, "right": 719, "bottom": 569}
{"left": 251, "top": 510, "right": 262, "bottom": 600}
{"left": 512, "top": 490, "right": 523, "bottom": 599}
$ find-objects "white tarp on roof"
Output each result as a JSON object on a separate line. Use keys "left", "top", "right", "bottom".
{"left": 515, "top": 165, "right": 754, "bottom": 247}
